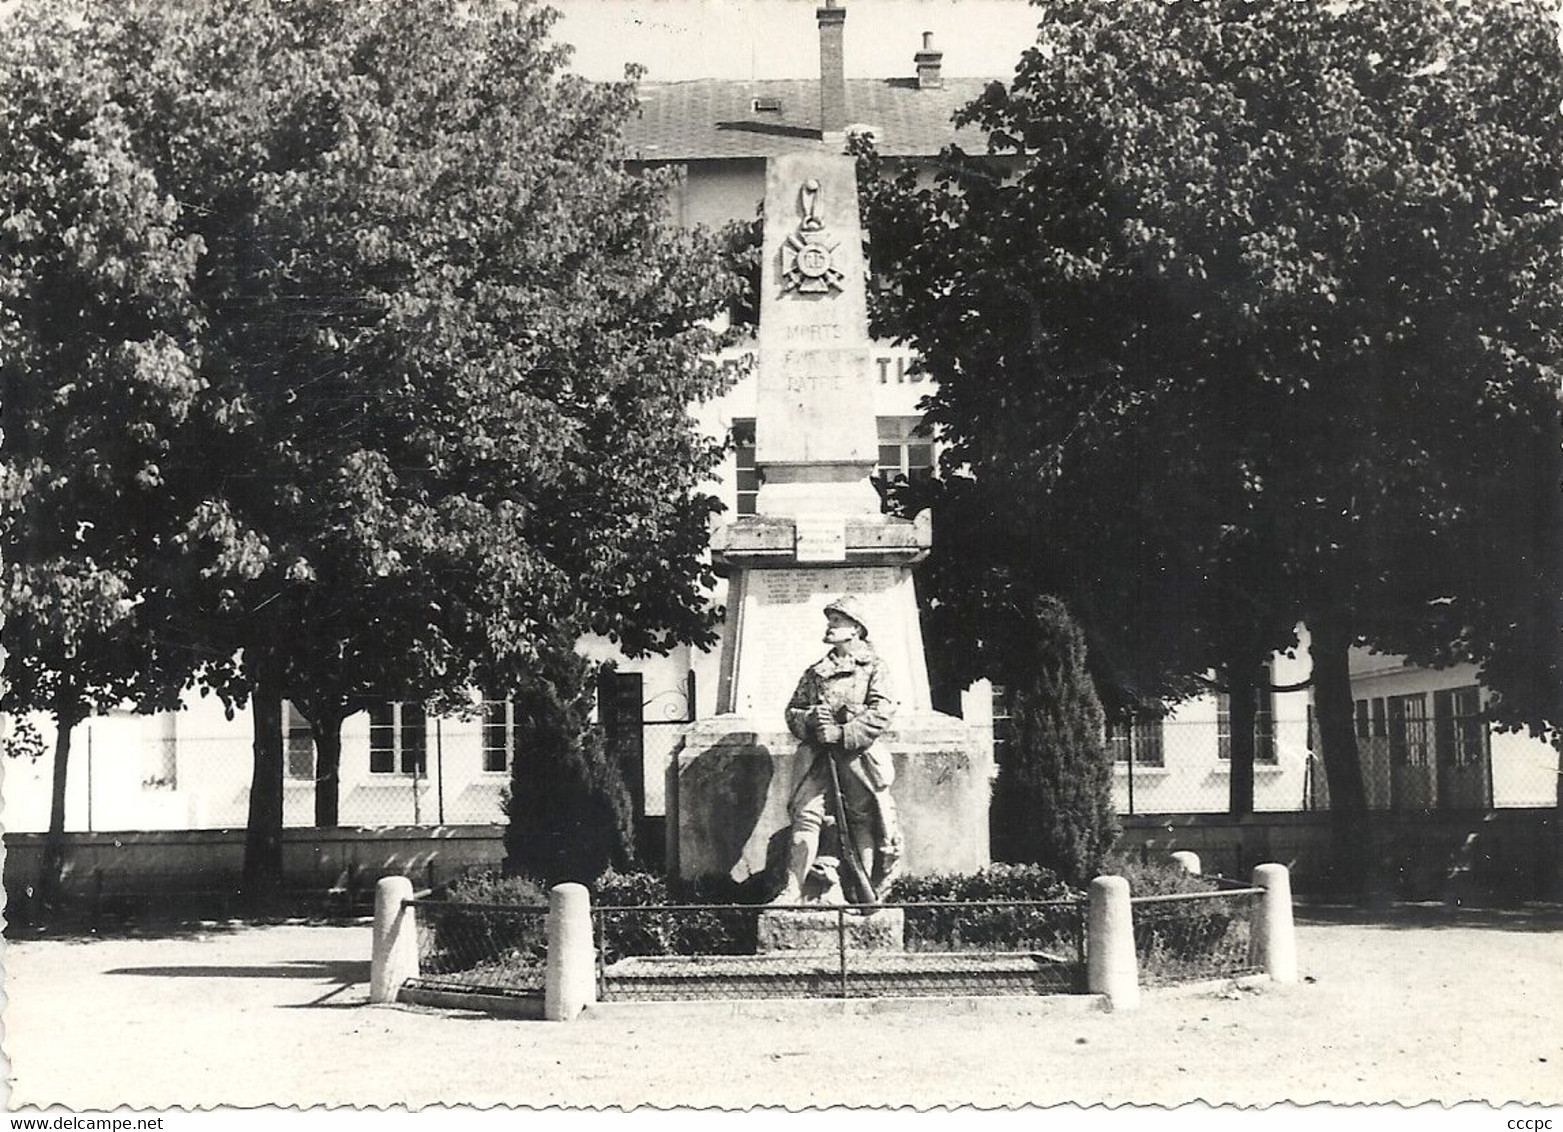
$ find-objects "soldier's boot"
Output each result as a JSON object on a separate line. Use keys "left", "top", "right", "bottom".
{"left": 769, "top": 836, "right": 814, "bottom": 905}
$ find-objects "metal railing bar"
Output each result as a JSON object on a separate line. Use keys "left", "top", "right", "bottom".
{"left": 1130, "top": 888, "right": 1263, "bottom": 905}
{"left": 837, "top": 907, "right": 848, "bottom": 998}
{"left": 405, "top": 899, "right": 549, "bottom": 914}
{"left": 593, "top": 899, "right": 1086, "bottom": 913}
{"left": 1209, "top": 874, "right": 1262, "bottom": 891}
{"left": 593, "top": 910, "right": 607, "bottom": 1000}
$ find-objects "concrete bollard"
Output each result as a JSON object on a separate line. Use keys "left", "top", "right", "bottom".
{"left": 369, "top": 875, "right": 418, "bottom": 1004}
{"left": 1170, "top": 851, "right": 1202, "bottom": 876}
{"left": 544, "top": 882, "right": 596, "bottom": 1022}
{"left": 1087, "top": 875, "right": 1139, "bottom": 1011}
{"left": 1251, "top": 863, "right": 1298, "bottom": 984}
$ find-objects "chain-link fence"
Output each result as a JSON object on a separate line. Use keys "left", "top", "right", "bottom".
{"left": 592, "top": 899, "right": 1085, "bottom": 1001}
{"left": 6, "top": 723, "right": 512, "bottom": 833}
{"left": 408, "top": 900, "right": 549, "bottom": 996}
{"left": 1108, "top": 720, "right": 1558, "bottom": 816}
{"left": 1129, "top": 883, "right": 1263, "bottom": 987}
{"left": 397, "top": 888, "right": 1268, "bottom": 1005}
{"left": 12, "top": 703, "right": 1555, "bottom": 834}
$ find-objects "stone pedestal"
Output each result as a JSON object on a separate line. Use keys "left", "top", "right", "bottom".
{"left": 756, "top": 908, "right": 905, "bottom": 953}
{"left": 666, "top": 714, "right": 991, "bottom": 885}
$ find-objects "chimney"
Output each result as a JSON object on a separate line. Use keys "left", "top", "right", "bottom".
{"left": 817, "top": 1, "right": 847, "bottom": 140}
{"left": 915, "top": 31, "right": 943, "bottom": 90}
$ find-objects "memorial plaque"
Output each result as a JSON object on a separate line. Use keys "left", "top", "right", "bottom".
{"left": 734, "top": 566, "right": 908, "bottom": 717}
{"left": 794, "top": 515, "right": 846, "bottom": 562}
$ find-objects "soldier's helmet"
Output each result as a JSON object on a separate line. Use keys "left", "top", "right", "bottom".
{"left": 823, "top": 594, "right": 869, "bottom": 640}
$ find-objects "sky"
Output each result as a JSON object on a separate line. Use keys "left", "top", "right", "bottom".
{"left": 548, "top": 0, "right": 1046, "bottom": 82}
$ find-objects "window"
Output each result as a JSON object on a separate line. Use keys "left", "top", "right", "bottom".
{"left": 874, "top": 416, "right": 934, "bottom": 512}
{"left": 732, "top": 418, "right": 758, "bottom": 517}
{"left": 284, "top": 701, "right": 315, "bottom": 780}
{"left": 1371, "top": 697, "right": 1387, "bottom": 738}
{"left": 1217, "top": 664, "right": 1277, "bottom": 763}
{"left": 991, "top": 684, "right": 1016, "bottom": 767}
{"left": 481, "top": 700, "right": 518, "bottom": 774}
{"left": 1388, "top": 693, "right": 1430, "bottom": 766}
{"left": 1434, "top": 686, "right": 1486, "bottom": 767}
{"left": 1255, "top": 683, "right": 1276, "bottom": 763}
{"left": 1354, "top": 699, "right": 1370, "bottom": 740}
{"left": 1106, "top": 713, "right": 1165, "bottom": 767}
{"left": 370, "top": 702, "right": 426, "bottom": 775}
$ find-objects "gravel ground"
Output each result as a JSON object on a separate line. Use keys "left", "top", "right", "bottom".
{"left": 3, "top": 905, "right": 1561, "bottom": 1110}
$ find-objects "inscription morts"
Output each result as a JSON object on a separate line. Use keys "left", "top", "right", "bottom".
{"left": 784, "top": 323, "right": 844, "bottom": 343}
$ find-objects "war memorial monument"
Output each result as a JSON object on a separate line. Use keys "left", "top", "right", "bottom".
{"left": 665, "top": 151, "right": 993, "bottom": 914}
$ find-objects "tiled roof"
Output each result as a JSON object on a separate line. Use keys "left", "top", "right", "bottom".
{"left": 622, "top": 77, "right": 994, "bottom": 161}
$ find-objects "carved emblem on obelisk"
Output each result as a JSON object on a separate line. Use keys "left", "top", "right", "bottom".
{"left": 781, "top": 178, "right": 844, "bottom": 294}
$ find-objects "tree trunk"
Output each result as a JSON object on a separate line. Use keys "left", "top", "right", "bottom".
{"left": 1225, "top": 659, "right": 1257, "bottom": 819}
{"left": 1553, "top": 737, "right": 1563, "bottom": 901}
{"left": 242, "top": 663, "right": 287, "bottom": 905}
{"left": 312, "top": 713, "right": 344, "bottom": 829}
{"left": 39, "top": 701, "right": 84, "bottom": 909}
{"left": 1310, "top": 615, "right": 1374, "bottom": 897}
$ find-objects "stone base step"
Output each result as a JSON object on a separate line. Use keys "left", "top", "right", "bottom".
{"left": 600, "top": 951, "right": 1080, "bottom": 1001}
{"left": 756, "top": 908, "right": 905, "bottom": 952}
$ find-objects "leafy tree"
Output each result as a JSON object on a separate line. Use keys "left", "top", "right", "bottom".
{"left": 0, "top": 12, "right": 207, "bottom": 901}
{"left": 501, "top": 641, "right": 635, "bottom": 885}
{"left": 990, "top": 597, "right": 1117, "bottom": 886}
{"left": 861, "top": 0, "right": 1563, "bottom": 892}
{"left": 6, "top": 0, "right": 739, "bottom": 898}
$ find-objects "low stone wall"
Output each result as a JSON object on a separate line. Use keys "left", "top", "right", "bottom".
{"left": 1116, "top": 808, "right": 1558, "bottom": 898}
{"left": 5, "top": 808, "right": 1553, "bottom": 910}
{"left": 2, "top": 825, "right": 506, "bottom": 903}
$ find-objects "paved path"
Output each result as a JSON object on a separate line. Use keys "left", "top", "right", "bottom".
{"left": 4, "top": 908, "right": 1561, "bottom": 1109}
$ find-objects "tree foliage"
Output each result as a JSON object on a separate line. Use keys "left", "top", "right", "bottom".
{"left": 1, "top": 8, "right": 207, "bottom": 895}
{"left": 2, "top": 0, "right": 741, "bottom": 894}
{"left": 861, "top": 0, "right": 1563, "bottom": 883}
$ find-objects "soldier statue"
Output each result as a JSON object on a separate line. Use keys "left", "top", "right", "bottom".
{"left": 771, "top": 595, "right": 902, "bottom": 904}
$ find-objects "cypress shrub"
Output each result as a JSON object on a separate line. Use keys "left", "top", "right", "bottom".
{"left": 991, "top": 597, "right": 1119, "bottom": 887}
{"left": 502, "top": 648, "right": 635, "bottom": 885}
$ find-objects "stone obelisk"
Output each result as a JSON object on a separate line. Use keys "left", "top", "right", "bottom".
{"left": 666, "top": 152, "right": 991, "bottom": 886}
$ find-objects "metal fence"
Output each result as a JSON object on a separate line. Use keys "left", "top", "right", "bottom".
{"left": 592, "top": 899, "right": 1086, "bottom": 1001}
{"left": 407, "top": 899, "right": 549, "bottom": 996}
{"left": 390, "top": 883, "right": 1274, "bottom": 1007}
{"left": 1128, "top": 881, "right": 1263, "bottom": 987}
{"left": 9, "top": 725, "right": 511, "bottom": 833}
{"left": 1110, "top": 721, "right": 1558, "bottom": 816}
{"left": 16, "top": 709, "right": 1555, "bottom": 834}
